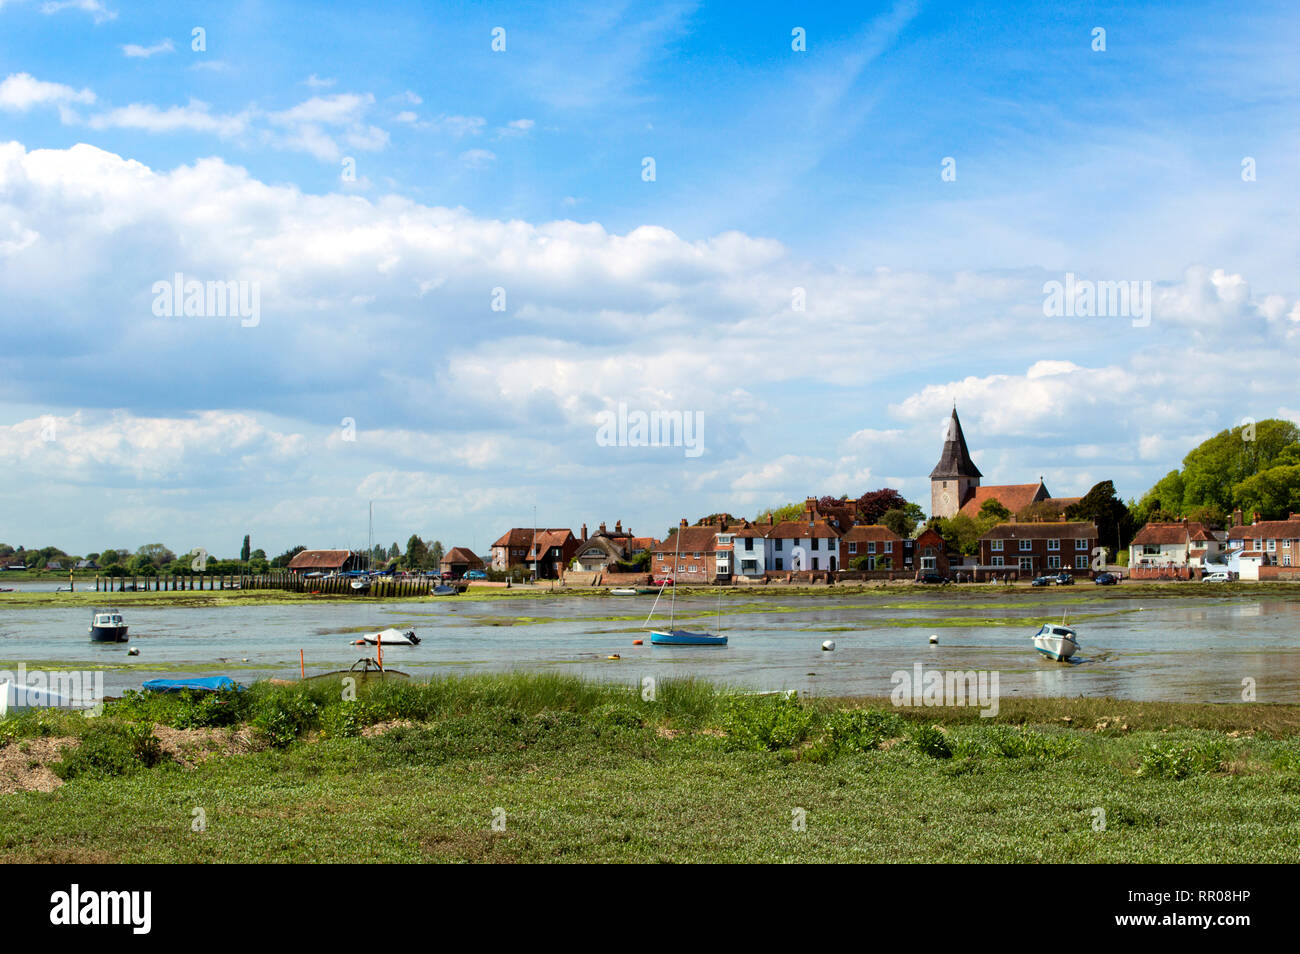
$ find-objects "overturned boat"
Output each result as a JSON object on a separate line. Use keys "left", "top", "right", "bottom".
{"left": 354, "top": 627, "right": 421, "bottom": 646}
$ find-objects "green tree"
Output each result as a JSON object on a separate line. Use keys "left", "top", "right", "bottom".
{"left": 240, "top": 535, "right": 251, "bottom": 562}
{"left": 1066, "top": 480, "right": 1135, "bottom": 550}
{"left": 134, "top": 543, "right": 176, "bottom": 567}
{"left": 271, "top": 545, "right": 305, "bottom": 569}
{"left": 1137, "top": 419, "right": 1300, "bottom": 518}
{"left": 428, "top": 540, "right": 445, "bottom": 566}
{"left": 405, "top": 535, "right": 430, "bottom": 569}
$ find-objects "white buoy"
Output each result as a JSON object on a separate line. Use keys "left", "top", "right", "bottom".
{"left": 821, "top": 640, "right": 835, "bottom": 652}
{"left": 127, "top": 647, "right": 140, "bottom": 656}
{"left": 929, "top": 634, "right": 938, "bottom": 644}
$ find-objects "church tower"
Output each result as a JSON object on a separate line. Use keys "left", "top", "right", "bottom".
{"left": 929, "top": 407, "right": 981, "bottom": 518}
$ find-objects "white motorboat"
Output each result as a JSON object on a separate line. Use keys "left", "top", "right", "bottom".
{"left": 355, "top": 627, "right": 420, "bottom": 646}
{"left": 1033, "top": 623, "right": 1079, "bottom": 661}
{"left": 609, "top": 587, "right": 637, "bottom": 596}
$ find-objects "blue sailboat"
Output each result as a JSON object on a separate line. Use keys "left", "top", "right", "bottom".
{"left": 650, "top": 629, "right": 727, "bottom": 646}
{"left": 644, "top": 529, "right": 728, "bottom": 647}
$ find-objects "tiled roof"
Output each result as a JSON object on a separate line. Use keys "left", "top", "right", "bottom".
{"left": 525, "top": 530, "right": 574, "bottom": 559}
{"left": 652, "top": 526, "right": 721, "bottom": 553}
{"left": 957, "top": 483, "right": 1047, "bottom": 519}
{"left": 288, "top": 549, "right": 353, "bottom": 570}
{"left": 493, "top": 528, "right": 570, "bottom": 548}
{"left": 441, "top": 547, "right": 482, "bottom": 566}
{"left": 979, "top": 521, "right": 1098, "bottom": 541}
{"left": 1132, "top": 522, "right": 1211, "bottom": 546}
{"left": 767, "top": 519, "right": 842, "bottom": 539}
{"left": 1228, "top": 518, "right": 1300, "bottom": 540}
{"left": 842, "top": 525, "right": 903, "bottom": 543}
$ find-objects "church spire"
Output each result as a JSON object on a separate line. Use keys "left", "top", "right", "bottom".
{"left": 929, "top": 407, "right": 982, "bottom": 479}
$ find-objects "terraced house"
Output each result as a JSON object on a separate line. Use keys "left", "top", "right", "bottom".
{"left": 1227, "top": 514, "right": 1300, "bottom": 579}
{"left": 1130, "top": 520, "right": 1221, "bottom": 567}
{"left": 978, "top": 520, "right": 1099, "bottom": 575}
{"left": 651, "top": 521, "right": 721, "bottom": 583}
{"left": 840, "top": 525, "right": 904, "bottom": 570}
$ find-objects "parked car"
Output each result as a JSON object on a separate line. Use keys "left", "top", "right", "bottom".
{"left": 1093, "top": 572, "right": 1120, "bottom": 585}
{"left": 1203, "top": 572, "right": 1230, "bottom": 582}
{"left": 465, "top": 569, "right": 487, "bottom": 580}
{"left": 653, "top": 577, "right": 675, "bottom": 586}
{"left": 1053, "top": 572, "right": 1074, "bottom": 585}
{"left": 918, "top": 573, "right": 951, "bottom": 584}
{"left": 1031, "top": 575, "right": 1054, "bottom": 587}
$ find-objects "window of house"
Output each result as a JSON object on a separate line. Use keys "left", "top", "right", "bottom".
{"left": 848, "top": 542, "right": 857, "bottom": 554}
{"left": 775, "top": 539, "right": 783, "bottom": 551}
{"left": 1076, "top": 539, "right": 1087, "bottom": 550}
{"left": 745, "top": 538, "right": 753, "bottom": 551}
{"left": 812, "top": 557, "right": 820, "bottom": 570}
{"left": 775, "top": 558, "right": 784, "bottom": 570}
{"left": 868, "top": 542, "right": 876, "bottom": 554}
{"left": 1254, "top": 539, "right": 1262, "bottom": 550}
{"left": 1048, "top": 555, "right": 1061, "bottom": 569}
{"left": 1047, "top": 539, "right": 1060, "bottom": 551}
{"left": 884, "top": 542, "right": 892, "bottom": 553}
{"left": 991, "top": 540, "right": 1003, "bottom": 552}
{"left": 992, "top": 556, "right": 1004, "bottom": 567}
{"left": 1075, "top": 555, "right": 1087, "bottom": 569}
{"left": 1267, "top": 539, "right": 1277, "bottom": 551}
{"left": 1019, "top": 539, "right": 1032, "bottom": 552}
{"left": 1018, "top": 557, "right": 1033, "bottom": 571}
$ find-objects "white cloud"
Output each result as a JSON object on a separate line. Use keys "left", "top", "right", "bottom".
{"left": 459, "top": 148, "right": 496, "bottom": 168}
{"left": 495, "top": 118, "right": 534, "bottom": 139}
{"left": 40, "top": 0, "right": 115, "bottom": 22}
{"left": 86, "top": 99, "right": 249, "bottom": 136}
{"left": 0, "top": 73, "right": 95, "bottom": 111}
{"left": 123, "top": 39, "right": 174, "bottom": 58}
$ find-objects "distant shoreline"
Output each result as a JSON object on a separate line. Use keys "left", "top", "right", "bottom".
{"left": 1, "top": 579, "right": 1296, "bottom": 608}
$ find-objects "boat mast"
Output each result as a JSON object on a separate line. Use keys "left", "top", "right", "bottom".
{"left": 668, "top": 523, "right": 680, "bottom": 631}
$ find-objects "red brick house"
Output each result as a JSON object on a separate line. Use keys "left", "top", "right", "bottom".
{"left": 651, "top": 520, "right": 721, "bottom": 583}
{"left": 978, "top": 520, "right": 1099, "bottom": 575}
{"left": 1227, "top": 514, "right": 1300, "bottom": 568}
{"left": 523, "top": 529, "right": 580, "bottom": 579}
{"left": 490, "top": 527, "right": 576, "bottom": 573}
{"left": 913, "top": 527, "right": 950, "bottom": 576}
{"left": 840, "top": 525, "right": 904, "bottom": 570}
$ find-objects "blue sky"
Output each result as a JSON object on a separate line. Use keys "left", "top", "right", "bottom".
{"left": 1, "top": 0, "right": 1299, "bottom": 557}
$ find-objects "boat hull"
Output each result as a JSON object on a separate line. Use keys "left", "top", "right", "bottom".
{"left": 89, "top": 625, "right": 129, "bottom": 643}
{"left": 1033, "top": 635, "right": 1078, "bottom": 661}
{"left": 650, "top": 629, "right": 727, "bottom": 646}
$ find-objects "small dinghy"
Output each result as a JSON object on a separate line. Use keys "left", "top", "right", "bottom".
{"left": 89, "top": 608, "right": 129, "bottom": 643}
{"left": 1033, "top": 623, "right": 1080, "bottom": 661}
{"left": 355, "top": 627, "right": 420, "bottom": 646}
{"left": 305, "top": 656, "right": 409, "bottom": 683}
{"left": 609, "top": 587, "right": 637, "bottom": 596}
{"left": 350, "top": 578, "right": 371, "bottom": 592}
{"left": 650, "top": 629, "right": 728, "bottom": 646}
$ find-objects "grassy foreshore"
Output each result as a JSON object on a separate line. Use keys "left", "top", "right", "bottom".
{"left": 3, "top": 579, "right": 1300, "bottom": 609}
{"left": 1, "top": 674, "right": 1298, "bottom": 863}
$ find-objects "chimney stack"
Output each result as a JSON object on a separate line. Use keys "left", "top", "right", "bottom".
{"left": 614, "top": 520, "right": 622, "bottom": 534}
{"left": 1253, "top": 511, "right": 1261, "bottom": 525}
{"left": 768, "top": 512, "right": 774, "bottom": 526}
{"left": 599, "top": 521, "right": 607, "bottom": 535}
{"left": 581, "top": 523, "right": 587, "bottom": 541}
{"left": 1232, "top": 508, "right": 1243, "bottom": 527}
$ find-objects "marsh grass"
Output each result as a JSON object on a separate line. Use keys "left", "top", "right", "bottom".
{"left": 4, "top": 673, "right": 1300, "bottom": 862}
